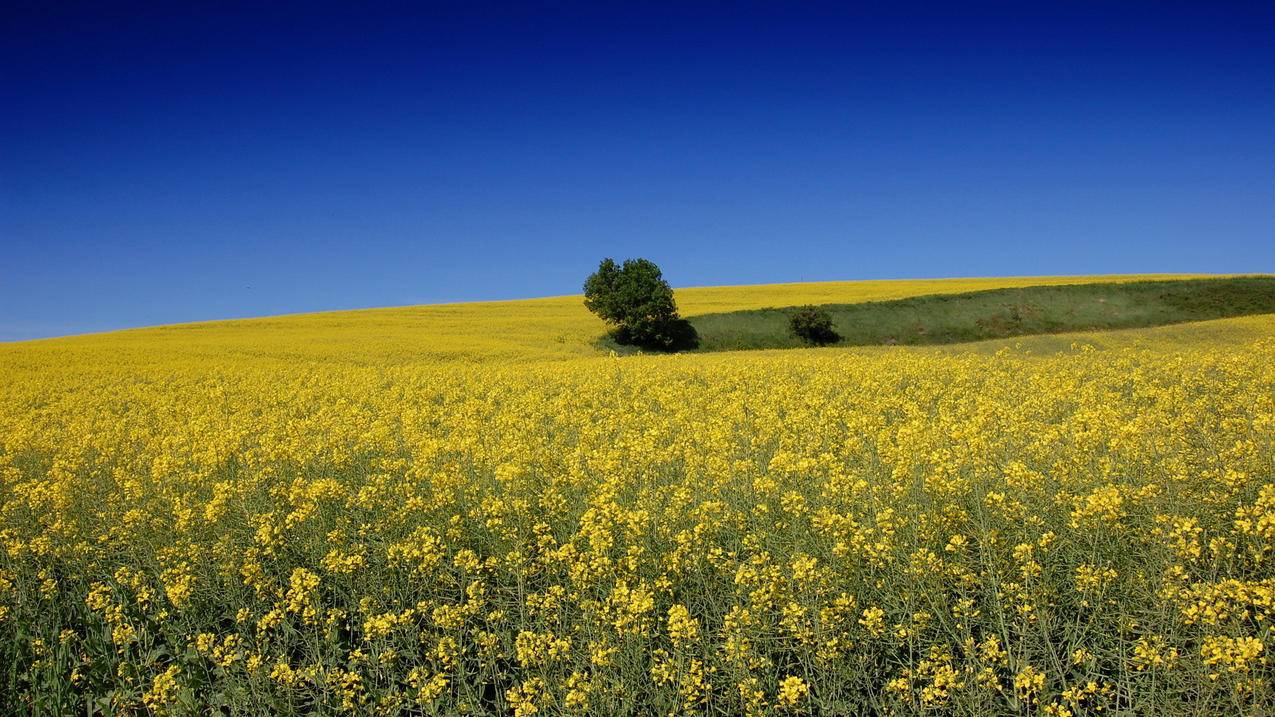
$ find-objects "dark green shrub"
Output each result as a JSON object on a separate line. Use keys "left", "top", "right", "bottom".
{"left": 789, "top": 305, "right": 840, "bottom": 346}
{"left": 584, "top": 258, "right": 699, "bottom": 351}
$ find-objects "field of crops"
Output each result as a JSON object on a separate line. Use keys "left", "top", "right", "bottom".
{"left": 1, "top": 276, "right": 1272, "bottom": 715}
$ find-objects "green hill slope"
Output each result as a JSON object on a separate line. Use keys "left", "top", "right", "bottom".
{"left": 675, "top": 276, "right": 1275, "bottom": 352}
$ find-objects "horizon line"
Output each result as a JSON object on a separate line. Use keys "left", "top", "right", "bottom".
{"left": 1, "top": 271, "right": 1259, "bottom": 345}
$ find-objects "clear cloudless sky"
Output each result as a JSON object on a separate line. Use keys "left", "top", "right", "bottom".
{"left": 2, "top": 1, "right": 1273, "bottom": 340}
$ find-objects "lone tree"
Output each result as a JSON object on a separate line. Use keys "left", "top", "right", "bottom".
{"left": 584, "top": 258, "right": 699, "bottom": 351}
{"left": 789, "top": 305, "right": 840, "bottom": 346}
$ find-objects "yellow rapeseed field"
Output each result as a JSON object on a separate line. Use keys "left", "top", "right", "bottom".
{"left": 1, "top": 275, "right": 1272, "bottom": 715}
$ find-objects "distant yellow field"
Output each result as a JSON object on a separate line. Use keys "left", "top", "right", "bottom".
{"left": 1, "top": 275, "right": 1271, "bottom": 715}
{"left": 0, "top": 273, "right": 1212, "bottom": 366}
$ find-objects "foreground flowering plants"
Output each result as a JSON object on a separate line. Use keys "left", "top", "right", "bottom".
{"left": 0, "top": 282, "right": 1272, "bottom": 715}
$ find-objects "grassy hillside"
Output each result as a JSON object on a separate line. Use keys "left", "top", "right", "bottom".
{"left": 684, "top": 276, "right": 1275, "bottom": 352}
{"left": 2, "top": 274, "right": 1273, "bottom": 715}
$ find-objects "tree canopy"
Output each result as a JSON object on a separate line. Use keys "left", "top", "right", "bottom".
{"left": 584, "top": 258, "right": 699, "bottom": 351}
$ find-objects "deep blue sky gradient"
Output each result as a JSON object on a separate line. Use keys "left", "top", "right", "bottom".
{"left": 3, "top": 1, "right": 1273, "bottom": 340}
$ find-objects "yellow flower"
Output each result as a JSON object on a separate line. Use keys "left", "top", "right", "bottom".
{"left": 1131, "top": 636, "right": 1179, "bottom": 671}
{"left": 1200, "top": 635, "right": 1265, "bottom": 679}
{"left": 859, "top": 607, "right": 886, "bottom": 637}
{"left": 143, "top": 665, "right": 182, "bottom": 714}
{"left": 514, "top": 630, "right": 572, "bottom": 668}
{"left": 1075, "top": 564, "right": 1117, "bottom": 593}
{"left": 666, "top": 604, "right": 700, "bottom": 648}
{"left": 776, "top": 675, "right": 809, "bottom": 709}
{"left": 1014, "top": 665, "right": 1046, "bottom": 701}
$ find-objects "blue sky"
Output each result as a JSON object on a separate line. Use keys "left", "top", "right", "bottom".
{"left": 2, "top": 1, "right": 1273, "bottom": 340}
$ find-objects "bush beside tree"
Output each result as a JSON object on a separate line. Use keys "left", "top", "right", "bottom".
{"left": 789, "top": 305, "right": 840, "bottom": 345}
